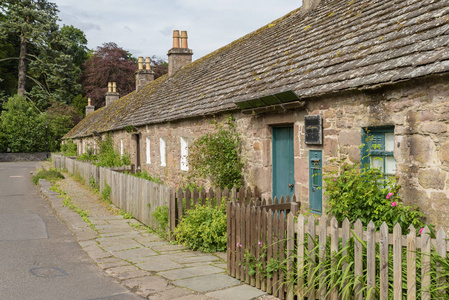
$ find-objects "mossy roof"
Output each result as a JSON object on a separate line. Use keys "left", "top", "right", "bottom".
{"left": 65, "top": 0, "right": 449, "bottom": 139}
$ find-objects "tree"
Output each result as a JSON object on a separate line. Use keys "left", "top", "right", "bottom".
{"left": 81, "top": 42, "right": 138, "bottom": 107}
{"left": 0, "top": 1, "right": 88, "bottom": 110}
{"left": 151, "top": 55, "right": 168, "bottom": 80}
{"left": 46, "top": 101, "right": 78, "bottom": 151}
{"left": 0, "top": 94, "right": 46, "bottom": 152}
{"left": 0, "top": 0, "right": 59, "bottom": 96}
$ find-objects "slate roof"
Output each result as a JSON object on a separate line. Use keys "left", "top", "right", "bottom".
{"left": 65, "top": 0, "right": 449, "bottom": 139}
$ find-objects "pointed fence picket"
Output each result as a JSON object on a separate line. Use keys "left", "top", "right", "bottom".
{"left": 226, "top": 203, "right": 449, "bottom": 300}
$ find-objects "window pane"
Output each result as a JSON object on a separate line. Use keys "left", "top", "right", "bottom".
{"left": 370, "top": 156, "right": 384, "bottom": 172}
{"left": 385, "top": 132, "right": 394, "bottom": 152}
{"left": 385, "top": 156, "right": 396, "bottom": 174}
{"left": 160, "top": 138, "right": 166, "bottom": 167}
{"left": 180, "top": 137, "right": 188, "bottom": 171}
{"left": 146, "top": 137, "right": 151, "bottom": 164}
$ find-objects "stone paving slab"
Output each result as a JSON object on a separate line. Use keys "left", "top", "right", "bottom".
{"left": 173, "top": 273, "right": 241, "bottom": 293}
{"left": 137, "top": 257, "right": 184, "bottom": 272}
{"left": 147, "top": 286, "right": 196, "bottom": 300}
{"left": 158, "top": 265, "right": 225, "bottom": 281}
{"left": 111, "top": 247, "right": 158, "bottom": 260}
{"left": 205, "top": 284, "right": 267, "bottom": 300}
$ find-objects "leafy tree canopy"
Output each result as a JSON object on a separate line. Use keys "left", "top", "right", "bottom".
{"left": 81, "top": 42, "right": 137, "bottom": 108}
{"left": 0, "top": 0, "right": 88, "bottom": 110}
{"left": 0, "top": 94, "right": 46, "bottom": 152}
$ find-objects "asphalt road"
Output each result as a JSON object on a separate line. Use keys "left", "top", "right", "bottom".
{"left": 0, "top": 162, "right": 141, "bottom": 300}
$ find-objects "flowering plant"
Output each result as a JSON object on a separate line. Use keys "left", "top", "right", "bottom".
{"left": 324, "top": 162, "right": 427, "bottom": 232}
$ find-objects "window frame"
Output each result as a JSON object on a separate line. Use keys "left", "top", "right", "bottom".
{"left": 361, "top": 126, "right": 396, "bottom": 176}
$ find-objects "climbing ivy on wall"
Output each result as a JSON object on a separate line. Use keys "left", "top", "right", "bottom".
{"left": 187, "top": 115, "right": 244, "bottom": 189}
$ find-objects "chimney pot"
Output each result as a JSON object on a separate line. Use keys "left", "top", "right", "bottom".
{"left": 173, "top": 30, "right": 180, "bottom": 48}
{"left": 112, "top": 82, "right": 117, "bottom": 93}
{"left": 108, "top": 82, "right": 112, "bottom": 93}
{"left": 145, "top": 57, "right": 151, "bottom": 70}
{"left": 181, "top": 31, "right": 188, "bottom": 49}
{"left": 86, "top": 97, "right": 94, "bottom": 116}
{"left": 138, "top": 57, "right": 144, "bottom": 70}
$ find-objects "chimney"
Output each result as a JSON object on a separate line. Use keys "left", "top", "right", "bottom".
{"left": 105, "top": 82, "right": 120, "bottom": 106}
{"left": 135, "top": 56, "right": 154, "bottom": 92}
{"left": 302, "top": 0, "right": 322, "bottom": 12}
{"left": 85, "top": 98, "right": 94, "bottom": 116}
{"left": 168, "top": 30, "right": 193, "bottom": 77}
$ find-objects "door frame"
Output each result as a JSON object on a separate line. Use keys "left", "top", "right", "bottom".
{"left": 271, "top": 125, "right": 295, "bottom": 200}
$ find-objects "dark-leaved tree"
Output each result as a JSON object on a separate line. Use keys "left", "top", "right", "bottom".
{"left": 81, "top": 42, "right": 137, "bottom": 108}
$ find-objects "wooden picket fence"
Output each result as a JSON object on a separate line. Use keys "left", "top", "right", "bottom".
{"left": 227, "top": 202, "right": 449, "bottom": 300}
{"left": 52, "top": 154, "right": 170, "bottom": 230}
{"left": 169, "top": 187, "right": 301, "bottom": 234}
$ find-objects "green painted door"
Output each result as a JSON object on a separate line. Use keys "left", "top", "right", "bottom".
{"left": 309, "top": 150, "right": 322, "bottom": 214}
{"left": 272, "top": 126, "right": 295, "bottom": 200}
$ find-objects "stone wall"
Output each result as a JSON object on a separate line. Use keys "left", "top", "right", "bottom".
{"left": 0, "top": 152, "right": 50, "bottom": 162}
{"left": 73, "top": 74, "right": 449, "bottom": 230}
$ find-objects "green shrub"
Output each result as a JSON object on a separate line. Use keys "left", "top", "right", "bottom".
{"left": 60, "top": 139, "right": 77, "bottom": 156}
{"left": 188, "top": 115, "right": 243, "bottom": 189}
{"left": 95, "top": 134, "right": 123, "bottom": 167}
{"left": 122, "top": 153, "right": 131, "bottom": 165}
{"left": 101, "top": 183, "right": 111, "bottom": 203}
{"left": 174, "top": 201, "right": 227, "bottom": 252}
{"left": 127, "top": 170, "right": 163, "bottom": 184}
{"left": 324, "top": 163, "right": 427, "bottom": 232}
{"left": 32, "top": 169, "right": 64, "bottom": 184}
{"left": 153, "top": 205, "right": 169, "bottom": 238}
{"left": 119, "top": 210, "right": 133, "bottom": 219}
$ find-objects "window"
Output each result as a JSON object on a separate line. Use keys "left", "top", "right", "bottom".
{"left": 146, "top": 137, "right": 151, "bottom": 164}
{"left": 120, "top": 139, "right": 124, "bottom": 157}
{"left": 180, "top": 137, "right": 189, "bottom": 171}
{"left": 160, "top": 138, "right": 166, "bottom": 167}
{"left": 361, "top": 127, "right": 396, "bottom": 176}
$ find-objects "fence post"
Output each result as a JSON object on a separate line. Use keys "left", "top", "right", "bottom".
{"left": 266, "top": 208, "right": 273, "bottom": 294}
{"left": 354, "top": 219, "right": 363, "bottom": 300}
{"left": 319, "top": 216, "right": 327, "bottom": 299}
{"left": 227, "top": 201, "right": 232, "bottom": 276}
{"left": 330, "top": 217, "right": 338, "bottom": 300}
{"left": 380, "top": 222, "right": 389, "bottom": 300}
{"left": 436, "top": 228, "right": 447, "bottom": 298}
{"left": 297, "top": 214, "right": 305, "bottom": 298}
{"left": 255, "top": 206, "right": 261, "bottom": 289}
{"left": 250, "top": 205, "right": 256, "bottom": 287}
{"left": 176, "top": 188, "right": 184, "bottom": 223}
{"left": 367, "top": 221, "right": 376, "bottom": 300}
{"left": 421, "top": 226, "right": 431, "bottom": 300}
{"left": 286, "top": 212, "right": 295, "bottom": 300}
{"left": 393, "top": 223, "right": 402, "bottom": 300}
{"left": 235, "top": 203, "right": 241, "bottom": 280}
{"left": 307, "top": 215, "right": 316, "bottom": 300}
{"left": 407, "top": 225, "right": 416, "bottom": 299}
{"left": 169, "top": 188, "right": 176, "bottom": 239}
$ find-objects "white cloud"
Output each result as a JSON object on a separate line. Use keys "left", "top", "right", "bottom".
{"left": 53, "top": 0, "right": 302, "bottom": 60}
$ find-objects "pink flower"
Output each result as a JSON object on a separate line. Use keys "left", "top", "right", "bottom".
{"left": 391, "top": 202, "right": 397, "bottom": 207}
{"left": 333, "top": 178, "right": 337, "bottom": 182}
{"left": 386, "top": 192, "right": 394, "bottom": 199}
{"left": 419, "top": 228, "right": 424, "bottom": 235}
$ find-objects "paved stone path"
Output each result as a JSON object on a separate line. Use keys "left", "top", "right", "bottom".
{"left": 39, "top": 170, "right": 275, "bottom": 300}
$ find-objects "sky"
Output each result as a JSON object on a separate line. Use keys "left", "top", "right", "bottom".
{"left": 53, "top": 0, "right": 302, "bottom": 61}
